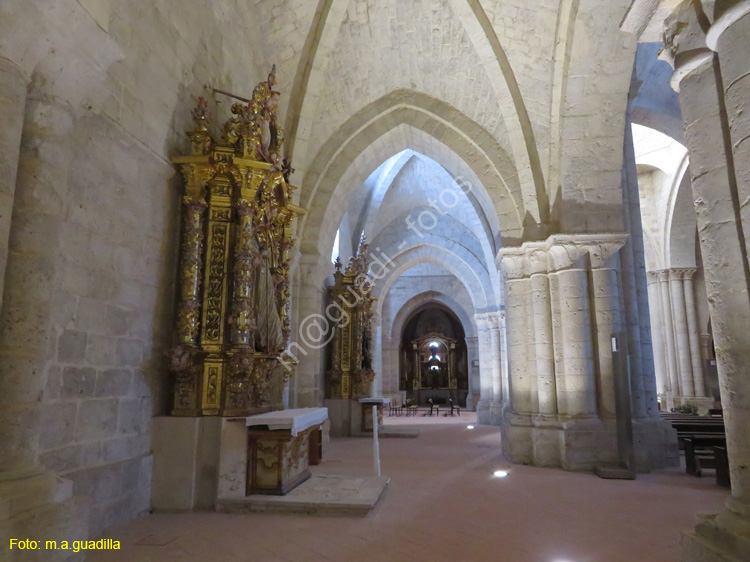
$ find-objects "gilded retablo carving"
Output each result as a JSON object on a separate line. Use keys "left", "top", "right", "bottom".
{"left": 168, "top": 68, "right": 305, "bottom": 417}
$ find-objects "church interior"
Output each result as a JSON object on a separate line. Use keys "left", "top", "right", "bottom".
{"left": 1, "top": 1, "right": 749, "bottom": 561}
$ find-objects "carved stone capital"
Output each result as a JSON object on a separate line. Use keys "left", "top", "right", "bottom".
{"left": 497, "top": 242, "right": 548, "bottom": 279}
{"left": 474, "top": 312, "right": 491, "bottom": 329}
{"left": 485, "top": 311, "right": 503, "bottom": 328}
{"left": 661, "top": 0, "right": 714, "bottom": 91}
{"left": 548, "top": 234, "right": 628, "bottom": 270}
{"left": 706, "top": 0, "right": 750, "bottom": 50}
{"left": 499, "top": 234, "right": 627, "bottom": 277}
{"left": 497, "top": 251, "right": 528, "bottom": 280}
{"left": 668, "top": 267, "right": 697, "bottom": 281}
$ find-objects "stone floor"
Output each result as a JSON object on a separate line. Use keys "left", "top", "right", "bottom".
{"left": 88, "top": 413, "right": 728, "bottom": 562}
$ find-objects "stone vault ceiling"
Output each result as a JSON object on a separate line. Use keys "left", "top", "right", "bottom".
{"left": 262, "top": 0, "right": 638, "bottom": 254}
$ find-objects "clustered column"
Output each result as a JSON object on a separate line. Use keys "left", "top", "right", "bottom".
{"left": 473, "top": 311, "right": 505, "bottom": 425}
{"left": 645, "top": 267, "right": 708, "bottom": 406}
{"left": 669, "top": 269, "right": 695, "bottom": 397}
{"left": 497, "top": 234, "right": 674, "bottom": 469}
{"left": 646, "top": 272, "right": 670, "bottom": 404}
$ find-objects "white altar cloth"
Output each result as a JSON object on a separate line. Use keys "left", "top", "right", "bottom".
{"left": 245, "top": 408, "right": 328, "bottom": 437}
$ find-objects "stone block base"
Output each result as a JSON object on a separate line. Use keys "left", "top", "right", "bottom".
{"left": 476, "top": 400, "right": 491, "bottom": 425}
{"left": 324, "top": 399, "right": 362, "bottom": 437}
{"left": 151, "top": 416, "right": 222, "bottom": 511}
{"left": 632, "top": 417, "right": 680, "bottom": 470}
{"left": 681, "top": 505, "right": 750, "bottom": 562}
{"left": 0, "top": 472, "right": 88, "bottom": 562}
{"left": 501, "top": 415, "right": 679, "bottom": 471}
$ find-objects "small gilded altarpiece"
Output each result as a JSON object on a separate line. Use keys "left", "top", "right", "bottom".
{"left": 326, "top": 236, "right": 376, "bottom": 400}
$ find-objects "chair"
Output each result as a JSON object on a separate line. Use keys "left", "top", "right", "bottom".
{"left": 449, "top": 399, "right": 460, "bottom": 417}
{"left": 389, "top": 400, "right": 402, "bottom": 417}
{"left": 405, "top": 398, "right": 418, "bottom": 417}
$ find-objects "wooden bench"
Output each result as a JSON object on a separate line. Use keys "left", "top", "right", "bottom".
{"left": 662, "top": 415, "right": 725, "bottom": 450}
{"left": 683, "top": 436, "right": 731, "bottom": 489}
{"left": 684, "top": 435, "right": 726, "bottom": 476}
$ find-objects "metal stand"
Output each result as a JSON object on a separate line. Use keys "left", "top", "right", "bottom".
{"left": 594, "top": 332, "right": 636, "bottom": 479}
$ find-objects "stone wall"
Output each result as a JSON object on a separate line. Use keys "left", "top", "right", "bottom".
{"left": 0, "top": 0, "right": 271, "bottom": 539}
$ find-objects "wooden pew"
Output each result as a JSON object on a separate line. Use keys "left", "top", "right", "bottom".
{"left": 661, "top": 414, "right": 725, "bottom": 450}
{"left": 683, "top": 436, "right": 726, "bottom": 476}
{"left": 714, "top": 446, "right": 731, "bottom": 489}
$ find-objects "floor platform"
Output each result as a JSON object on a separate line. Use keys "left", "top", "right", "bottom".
{"left": 353, "top": 427, "right": 420, "bottom": 438}
{"left": 216, "top": 474, "right": 390, "bottom": 516}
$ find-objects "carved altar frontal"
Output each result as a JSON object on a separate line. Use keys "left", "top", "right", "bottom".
{"left": 169, "top": 68, "right": 305, "bottom": 417}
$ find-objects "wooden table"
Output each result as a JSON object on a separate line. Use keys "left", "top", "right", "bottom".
{"left": 245, "top": 408, "right": 328, "bottom": 495}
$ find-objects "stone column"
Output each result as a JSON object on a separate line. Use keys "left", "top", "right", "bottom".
{"left": 657, "top": 270, "right": 680, "bottom": 399}
{"left": 708, "top": 1, "right": 750, "bottom": 249}
{"left": 646, "top": 272, "right": 669, "bottom": 406}
{"left": 487, "top": 312, "right": 504, "bottom": 424}
{"left": 0, "top": 58, "right": 28, "bottom": 317}
{"left": 0, "top": 57, "right": 30, "bottom": 474}
{"left": 474, "top": 314, "right": 493, "bottom": 424}
{"left": 588, "top": 238, "right": 627, "bottom": 419}
{"left": 0, "top": 64, "right": 89, "bottom": 556}
{"left": 669, "top": 269, "right": 695, "bottom": 398}
{"left": 548, "top": 247, "right": 597, "bottom": 418}
{"left": 621, "top": 115, "right": 653, "bottom": 419}
{"left": 682, "top": 268, "right": 706, "bottom": 397}
{"left": 505, "top": 272, "right": 534, "bottom": 416}
{"left": 664, "top": 4, "right": 750, "bottom": 557}
{"left": 530, "top": 272, "right": 556, "bottom": 416}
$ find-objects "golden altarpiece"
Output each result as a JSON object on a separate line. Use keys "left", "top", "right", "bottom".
{"left": 168, "top": 68, "right": 305, "bottom": 417}
{"left": 325, "top": 237, "right": 376, "bottom": 400}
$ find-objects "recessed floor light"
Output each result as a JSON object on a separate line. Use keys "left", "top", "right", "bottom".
{"left": 467, "top": 425, "right": 475, "bottom": 430}
{"left": 493, "top": 470, "right": 508, "bottom": 478}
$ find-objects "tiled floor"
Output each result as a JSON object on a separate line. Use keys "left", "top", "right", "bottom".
{"left": 88, "top": 414, "right": 728, "bottom": 562}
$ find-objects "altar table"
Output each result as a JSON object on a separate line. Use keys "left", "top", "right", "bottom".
{"left": 358, "top": 397, "right": 391, "bottom": 433}
{"left": 245, "top": 408, "right": 328, "bottom": 495}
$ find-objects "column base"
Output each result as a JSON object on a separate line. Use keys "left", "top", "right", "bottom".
{"left": 465, "top": 393, "right": 474, "bottom": 411}
{"left": 476, "top": 400, "right": 491, "bottom": 425}
{"left": 489, "top": 401, "right": 504, "bottom": 426}
{"left": 681, "top": 499, "right": 750, "bottom": 562}
{"left": 0, "top": 472, "right": 88, "bottom": 562}
{"left": 501, "top": 415, "right": 679, "bottom": 471}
